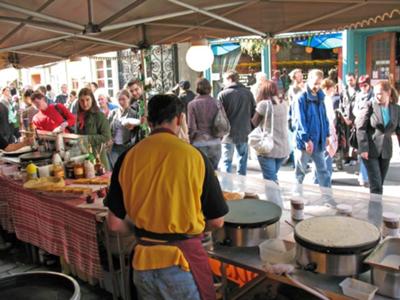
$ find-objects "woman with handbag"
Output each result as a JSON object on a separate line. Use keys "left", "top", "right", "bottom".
{"left": 250, "top": 80, "right": 290, "bottom": 182}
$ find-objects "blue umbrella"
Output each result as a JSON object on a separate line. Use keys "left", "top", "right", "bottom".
{"left": 295, "top": 33, "right": 342, "bottom": 49}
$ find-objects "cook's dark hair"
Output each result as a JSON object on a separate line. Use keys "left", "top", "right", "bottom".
{"left": 196, "top": 78, "right": 211, "bottom": 95}
{"left": 46, "top": 84, "right": 52, "bottom": 91}
{"left": 78, "top": 87, "right": 99, "bottom": 113}
{"left": 148, "top": 94, "right": 184, "bottom": 126}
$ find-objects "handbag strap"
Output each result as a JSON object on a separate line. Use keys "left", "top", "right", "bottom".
{"left": 261, "top": 99, "right": 274, "bottom": 137}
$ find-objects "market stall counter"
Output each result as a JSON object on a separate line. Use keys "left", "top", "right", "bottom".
{"left": 212, "top": 172, "right": 400, "bottom": 300}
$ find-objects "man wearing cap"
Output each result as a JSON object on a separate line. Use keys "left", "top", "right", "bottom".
{"left": 178, "top": 80, "right": 196, "bottom": 112}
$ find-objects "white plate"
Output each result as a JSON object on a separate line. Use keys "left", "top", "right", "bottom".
{"left": 1, "top": 146, "right": 33, "bottom": 155}
{"left": 121, "top": 118, "right": 140, "bottom": 126}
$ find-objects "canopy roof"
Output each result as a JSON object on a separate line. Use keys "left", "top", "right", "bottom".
{"left": 0, "top": 0, "right": 398, "bottom": 69}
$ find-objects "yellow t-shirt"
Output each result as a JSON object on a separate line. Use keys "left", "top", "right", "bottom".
{"left": 106, "top": 130, "right": 228, "bottom": 270}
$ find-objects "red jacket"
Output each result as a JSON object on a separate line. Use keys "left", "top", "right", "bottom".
{"left": 33, "top": 104, "right": 76, "bottom": 132}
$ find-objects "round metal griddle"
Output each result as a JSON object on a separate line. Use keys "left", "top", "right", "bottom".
{"left": 19, "top": 151, "right": 52, "bottom": 162}
{"left": 224, "top": 199, "right": 282, "bottom": 229}
{"left": 294, "top": 216, "right": 380, "bottom": 255}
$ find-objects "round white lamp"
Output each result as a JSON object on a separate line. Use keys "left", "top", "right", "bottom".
{"left": 185, "top": 39, "right": 214, "bottom": 72}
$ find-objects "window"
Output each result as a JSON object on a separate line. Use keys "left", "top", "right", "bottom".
{"left": 95, "top": 59, "right": 114, "bottom": 97}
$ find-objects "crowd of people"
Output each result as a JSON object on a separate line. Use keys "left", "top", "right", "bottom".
{"left": 1, "top": 68, "right": 399, "bottom": 194}
{"left": 1, "top": 68, "right": 400, "bottom": 299}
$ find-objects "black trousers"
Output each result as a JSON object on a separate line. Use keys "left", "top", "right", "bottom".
{"left": 362, "top": 157, "right": 391, "bottom": 195}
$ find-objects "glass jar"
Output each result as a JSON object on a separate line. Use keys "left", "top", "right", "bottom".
{"left": 52, "top": 164, "right": 65, "bottom": 179}
{"left": 291, "top": 197, "right": 304, "bottom": 221}
{"left": 73, "top": 162, "right": 85, "bottom": 179}
{"left": 382, "top": 212, "right": 400, "bottom": 238}
{"left": 336, "top": 204, "right": 353, "bottom": 217}
{"left": 65, "top": 162, "right": 75, "bottom": 179}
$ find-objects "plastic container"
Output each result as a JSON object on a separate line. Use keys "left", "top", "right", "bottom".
{"left": 26, "top": 162, "right": 38, "bottom": 180}
{"left": 259, "top": 239, "right": 295, "bottom": 264}
{"left": 382, "top": 212, "right": 400, "bottom": 238}
{"left": 336, "top": 204, "right": 353, "bottom": 217}
{"left": 339, "top": 278, "right": 378, "bottom": 300}
{"left": 290, "top": 197, "right": 304, "bottom": 221}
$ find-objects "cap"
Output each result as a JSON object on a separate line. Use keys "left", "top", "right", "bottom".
{"left": 358, "top": 75, "right": 370, "bottom": 86}
{"left": 179, "top": 80, "right": 190, "bottom": 90}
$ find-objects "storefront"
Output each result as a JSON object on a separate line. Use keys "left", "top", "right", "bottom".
{"left": 343, "top": 27, "right": 399, "bottom": 89}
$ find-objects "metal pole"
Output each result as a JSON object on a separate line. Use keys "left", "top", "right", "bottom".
{"left": 167, "top": 0, "right": 266, "bottom": 37}
{"left": 87, "top": 0, "right": 94, "bottom": 24}
{"left": 0, "top": 1, "right": 84, "bottom": 31}
{"left": 12, "top": 50, "right": 66, "bottom": 60}
{"left": 101, "top": 1, "right": 246, "bottom": 32}
{"left": 0, "top": 35, "right": 69, "bottom": 53}
{"left": 98, "top": 0, "right": 147, "bottom": 28}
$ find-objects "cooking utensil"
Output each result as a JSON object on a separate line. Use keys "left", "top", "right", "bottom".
{"left": 294, "top": 216, "right": 380, "bottom": 276}
{"left": 364, "top": 237, "right": 400, "bottom": 298}
{"left": 213, "top": 199, "right": 282, "bottom": 247}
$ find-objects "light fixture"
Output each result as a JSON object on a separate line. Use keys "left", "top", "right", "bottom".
{"left": 305, "top": 47, "right": 313, "bottom": 54}
{"left": 332, "top": 48, "right": 339, "bottom": 54}
{"left": 185, "top": 39, "right": 214, "bottom": 72}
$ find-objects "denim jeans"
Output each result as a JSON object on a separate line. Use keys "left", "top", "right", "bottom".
{"left": 358, "top": 156, "right": 369, "bottom": 184}
{"left": 313, "top": 151, "right": 333, "bottom": 185}
{"left": 134, "top": 266, "right": 201, "bottom": 300}
{"left": 221, "top": 143, "right": 248, "bottom": 175}
{"left": 257, "top": 156, "right": 284, "bottom": 182}
{"left": 362, "top": 157, "right": 391, "bottom": 195}
{"left": 197, "top": 144, "right": 221, "bottom": 170}
{"left": 295, "top": 149, "right": 331, "bottom": 188}
{"left": 109, "top": 144, "right": 130, "bottom": 168}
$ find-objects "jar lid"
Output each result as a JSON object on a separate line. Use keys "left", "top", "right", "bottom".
{"left": 336, "top": 204, "right": 352, "bottom": 213}
{"left": 290, "top": 196, "right": 304, "bottom": 204}
{"left": 383, "top": 212, "right": 400, "bottom": 222}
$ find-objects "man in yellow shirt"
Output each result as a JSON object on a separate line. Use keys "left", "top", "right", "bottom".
{"left": 106, "top": 94, "right": 228, "bottom": 300}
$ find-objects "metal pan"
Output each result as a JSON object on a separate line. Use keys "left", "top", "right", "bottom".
{"left": 213, "top": 199, "right": 282, "bottom": 247}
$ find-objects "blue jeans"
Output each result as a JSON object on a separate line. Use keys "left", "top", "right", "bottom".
{"left": 314, "top": 151, "right": 333, "bottom": 185}
{"left": 295, "top": 149, "right": 331, "bottom": 188}
{"left": 359, "top": 156, "right": 369, "bottom": 183}
{"left": 221, "top": 143, "right": 248, "bottom": 175}
{"left": 197, "top": 144, "right": 221, "bottom": 170}
{"left": 257, "top": 156, "right": 284, "bottom": 182}
{"left": 134, "top": 266, "right": 200, "bottom": 300}
{"left": 109, "top": 144, "right": 130, "bottom": 168}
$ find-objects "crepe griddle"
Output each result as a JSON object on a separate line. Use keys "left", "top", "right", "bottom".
{"left": 224, "top": 199, "right": 282, "bottom": 228}
{"left": 19, "top": 151, "right": 52, "bottom": 162}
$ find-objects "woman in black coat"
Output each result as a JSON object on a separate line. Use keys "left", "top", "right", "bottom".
{"left": 356, "top": 81, "right": 400, "bottom": 195}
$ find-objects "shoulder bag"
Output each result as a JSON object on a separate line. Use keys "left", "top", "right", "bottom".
{"left": 211, "top": 101, "right": 230, "bottom": 138}
{"left": 248, "top": 100, "right": 274, "bottom": 155}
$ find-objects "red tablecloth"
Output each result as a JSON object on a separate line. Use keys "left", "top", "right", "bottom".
{"left": 0, "top": 176, "right": 103, "bottom": 279}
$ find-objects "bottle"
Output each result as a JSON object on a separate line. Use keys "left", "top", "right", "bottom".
{"left": 94, "top": 156, "right": 105, "bottom": 176}
{"left": 87, "top": 145, "right": 96, "bottom": 163}
{"left": 84, "top": 159, "right": 95, "bottom": 179}
{"left": 26, "top": 161, "right": 38, "bottom": 180}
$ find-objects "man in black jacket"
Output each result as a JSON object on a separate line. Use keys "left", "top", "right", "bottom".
{"left": 218, "top": 70, "right": 256, "bottom": 175}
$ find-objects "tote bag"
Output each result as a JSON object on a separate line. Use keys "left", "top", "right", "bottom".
{"left": 248, "top": 100, "right": 274, "bottom": 155}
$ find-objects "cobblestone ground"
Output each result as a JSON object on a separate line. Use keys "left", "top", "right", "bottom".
{"left": 0, "top": 240, "right": 113, "bottom": 300}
